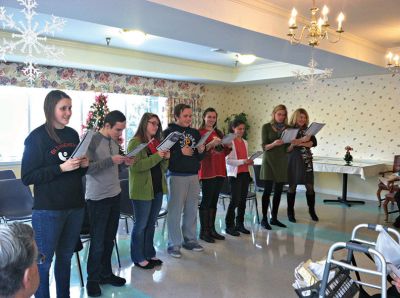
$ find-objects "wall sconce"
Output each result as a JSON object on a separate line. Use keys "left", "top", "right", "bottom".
{"left": 236, "top": 54, "right": 256, "bottom": 65}
{"left": 386, "top": 51, "right": 399, "bottom": 74}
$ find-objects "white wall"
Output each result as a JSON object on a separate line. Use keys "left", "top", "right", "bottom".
{"left": 203, "top": 73, "right": 400, "bottom": 200}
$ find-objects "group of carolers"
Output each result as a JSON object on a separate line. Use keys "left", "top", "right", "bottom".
{"left": 21, "top": 89, "right": 319, "bottom": 298}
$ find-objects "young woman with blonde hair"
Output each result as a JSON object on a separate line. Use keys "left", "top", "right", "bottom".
{"left": 287, "top": 108, "right": 319, "bottom": 222}
{"left": 260, "top": 104, "right": 289, "bottom": 229}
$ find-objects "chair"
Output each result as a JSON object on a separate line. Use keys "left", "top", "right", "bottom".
{"left": 382, "top": 188, "right": 400, "bottom": 222}
{"left": 377, "top": 155, "right": 400, "bottom": 206}
{"left": 0, "top": 170, "right": 16, "bottom": 180}
{"left": 219, "top": 177, "right": 260, "bottom": 224}
{"left": 119, "top": 178, "right": 134, "bottom": 234}
{"left": 0, "top": 179, "right": 33, "bottom": 223}
{"left": 251, "top": 164, "right": 265, "bottom": 192}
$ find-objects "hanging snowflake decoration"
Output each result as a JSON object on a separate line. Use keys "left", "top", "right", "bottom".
{"left": 0, "top": 0, "right": 65, "bottom": 84}
{"left": 293, "top": 57, "right": 333, "bottom": 92}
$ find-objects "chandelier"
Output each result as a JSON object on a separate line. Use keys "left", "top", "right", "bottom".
{"left": 287, "top": 0, "right": 345, "bottom": 47}
{"left": 386, "top": 52, "right": 399, "bottom": 74}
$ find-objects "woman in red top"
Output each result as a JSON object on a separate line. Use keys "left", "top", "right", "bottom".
{"left": 198, "top": 108, "right": 231, "bottom": 243}
{"left": 225, "top": 119, "right": 254, "bottom": 236}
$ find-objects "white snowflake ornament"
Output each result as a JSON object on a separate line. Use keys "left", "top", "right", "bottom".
{"left": 0, "top": 0, "right": 65, "bottom": 84}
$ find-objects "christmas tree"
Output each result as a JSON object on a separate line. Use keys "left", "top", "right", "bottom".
{"left": 84, "top": 93, "right": 110, "bottom": 131}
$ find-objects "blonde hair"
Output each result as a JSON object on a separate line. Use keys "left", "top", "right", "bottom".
{"left": 269, "top": 104, "right": 288, "bottom": 125}
{"left": 289, "top": 108, "right": 309, "bottom": 127}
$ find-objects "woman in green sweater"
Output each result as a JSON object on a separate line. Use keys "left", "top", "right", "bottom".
{"left": 128, "top": 113, "right": 169, "bottom": 269}
{"left": 260, "top": 104, "right": 289, "bottom": 230}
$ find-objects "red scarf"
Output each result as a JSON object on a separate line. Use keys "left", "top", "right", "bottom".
{"left": 148, "top": 139, "right": 160, "bottom": 154}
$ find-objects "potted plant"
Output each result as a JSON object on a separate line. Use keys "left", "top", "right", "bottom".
{"left": 223, "top": 112, "right": 250, "bottom": 140}
{"left": 344, "top": 146, "right": 353, "bottom": 165}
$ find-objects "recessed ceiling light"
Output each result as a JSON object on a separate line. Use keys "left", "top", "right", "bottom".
{"left": 120, "top": 29, "right": 146, "bottom": 45}
{"left": 237, "top": 54, "right": 256, "bottom": 65}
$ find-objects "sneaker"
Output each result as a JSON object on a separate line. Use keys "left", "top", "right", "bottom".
{"left": 86, "top": 281, "right": 101, "bottom": 297}
{"left": 182, "top": 242, "right": 204, "bottom": 252}
{"left": 167, "top": 246, "right": 182, "bottom": 258}
{"left": 99, "top": 274, "right": 126, "bottom": 287}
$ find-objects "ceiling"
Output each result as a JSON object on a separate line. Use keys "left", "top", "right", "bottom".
{"left": 264, "top": 0, "right": 400, "bottom": 48}
{"left": 0, "top": 0, "right": 396, "bottom": 84}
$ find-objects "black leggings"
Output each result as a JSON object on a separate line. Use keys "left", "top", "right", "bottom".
{"left": 225, "top": 173, "right": 250, "bottom": 227}
{"left": 261, "top": 180, "right": 284, "bottom": 219}
{"left": 200, "top": 177, "right": 224, "bottom": 210}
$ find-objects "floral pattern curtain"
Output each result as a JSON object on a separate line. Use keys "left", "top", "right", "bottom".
{"left": 0, "top": 62, "right": 204, "bottom": 124}
{"left": 166, "top": 97, "right": 203, "bottom": 129}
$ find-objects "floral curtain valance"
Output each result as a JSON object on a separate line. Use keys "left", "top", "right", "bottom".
{"left": 0, "top": 62, "right": 205, "bottom": 100}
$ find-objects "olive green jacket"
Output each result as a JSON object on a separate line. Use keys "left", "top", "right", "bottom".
{"left": 127, "top": 137, "right": 168, "bottom": 200}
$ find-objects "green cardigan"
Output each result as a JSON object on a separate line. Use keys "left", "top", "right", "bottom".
{"left": 127, "top": 137, "right": 168, "bottom": 200}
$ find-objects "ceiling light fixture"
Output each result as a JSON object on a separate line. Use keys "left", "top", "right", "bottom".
{"left": 386, "top": 51, "right": 399, "bottom": 74}
{"left": 288, "top": 0, "right": 345, "bottom": 47}
{"left": 120, "top": 29, "right": 146, "bottom": 45}
{"left": 236, "top": 54, "right": 256, "bottom": 65}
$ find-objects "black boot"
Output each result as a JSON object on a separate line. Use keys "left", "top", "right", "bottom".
{"left": 261, "top": 195, "right": 272, "bottom": 229}
{"left": 306, "top": 192, "right": 319, "bottom": 222}
{"left": 270, "top": 191, "right": 286, "bottom": 228}
{"left": 235, "top": 223, "right": 250, "bottom": 234}
{"left": 209, "top": 209, "right": 225, "bottom": 240}
{"left": 199, "top": 209, "right": 215, "bottom": 243}
{"left": 287, "top": 192, "right": 296, "bottom": 223}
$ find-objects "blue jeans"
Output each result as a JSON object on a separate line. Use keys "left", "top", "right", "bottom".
{"left": 87, "top": 194, "right": 121, "bottom": 282}
{"left": 131, "top": 192, "right": 163, "bottom": 263}
{"left": 32, "top": 208, "right": 84, "bottom": 298}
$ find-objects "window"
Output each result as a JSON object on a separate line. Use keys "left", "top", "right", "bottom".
{"left": 0, "top": 86, "right": 167, "bottom": 162}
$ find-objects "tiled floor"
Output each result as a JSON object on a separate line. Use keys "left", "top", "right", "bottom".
{"left": 53, "top": 192, "right": 398, "bottom": 297}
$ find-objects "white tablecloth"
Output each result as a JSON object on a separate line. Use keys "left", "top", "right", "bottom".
{"left": 312, "top": 157, "right": 387, "bottom": 180}
{"left": 254, "top": 156, "right": 387, "bottom": 180}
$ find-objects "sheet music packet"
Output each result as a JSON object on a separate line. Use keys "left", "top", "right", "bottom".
{"left": 70, "top": 129, "right": 95, "bottom": 159}
{"left": 249, "top": 151, "right": 263, "bottom": 160}
{"left": 156, "top": 132, "right": 183, "bottom": 151}
{"left": 280, "top": 128, "right": 299, "bottom": 143}
{"left": 305, "top": 122, "right": 325, "bottom": 136}
{"left": 195, "top": 129, "right": 214, "bottom": 148}
{"left": 221, "top": 133, "right": 236, "bottom": 145}
{"left": 126, "top": 138, "right": 154, "bottom": 157}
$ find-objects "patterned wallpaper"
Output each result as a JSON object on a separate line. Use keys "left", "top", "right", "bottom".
{"left": 203, "top": 73, "right": 400, "bottom": 162}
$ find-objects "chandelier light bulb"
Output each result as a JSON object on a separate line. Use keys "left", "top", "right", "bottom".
{"left": 394, "top": 55, "right": 399, "bottom": 66}
{"left": 322, "top": 5, "right": 329, "bottom": 22}
{"left": 291, "top": 8, "right": 298, "bottom": 18}
{"left": 337, "top": 12, "right": 344, "bottom": 31}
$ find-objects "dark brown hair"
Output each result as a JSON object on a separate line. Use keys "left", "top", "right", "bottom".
{"left": 43, "top": 90, "right": 71, "bottom": 144}
{"left": 200, "top": 107, "right": 223, "bottom": 138}
{"left": 173, "top": 103, "right": 191, "bottom": 121}
{"left": 134, "top": 113, "right": 163, "bottom": 142}
{"left": 229, "top": 118, "right": 246, "bottom": 133}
